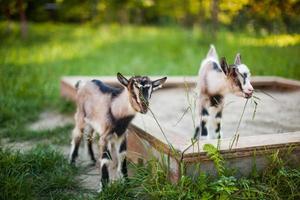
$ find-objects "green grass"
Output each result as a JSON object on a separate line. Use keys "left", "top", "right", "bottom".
{"left": 98, "top": 147, "right": 300, "bottom": 200}
{"left": 96, "top": 144, "right": 300, "bottom": 200}
{"left": 0, "top": 134, "right": 299, "bottom": 200}
{"left": 1, "top": 22, "right": 299, "bottom": 200}
{"left": 0, "top": 145, "right": 90, "bottom": 200}
{"left": 1, "top": 22, "right": 300, "bottom": 140}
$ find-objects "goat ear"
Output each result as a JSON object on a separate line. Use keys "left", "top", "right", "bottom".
{"left": 234, "top": 53, "right": 242, "bottom": 65}
{"left": 230, "top": 66, "right": 238, "bottom": 77}
{"left": 152, "top": 77, "right": 167, "bottom": 90}
{"left": 220, "top": 57, "right": 229, "bottom": 75}
{"left": 117, "top": 72, "right": 129, "bottom": 87}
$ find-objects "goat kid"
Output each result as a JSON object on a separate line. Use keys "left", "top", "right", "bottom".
{"left": 194, "top": 45, "right": 254, "bottom": 139}
{"left": 69, "top": 73, "right": 167, "bottom": 192}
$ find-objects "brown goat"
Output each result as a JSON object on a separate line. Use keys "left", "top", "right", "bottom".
{"left": 69, "top": 73, "right": 167, "bottom": 192}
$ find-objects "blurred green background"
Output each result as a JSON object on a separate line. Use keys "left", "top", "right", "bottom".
{"left": 0, "top": 0, "right": 300, "bottom": 136}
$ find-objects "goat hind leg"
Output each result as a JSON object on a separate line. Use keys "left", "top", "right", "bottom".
{"left": 195, "top": 96, "right": 210, "bottom": 139}
{"left": 194, "top": 105, "right": 210, "bottom": 139}
{"left": 84, "top": 125, "right": 96, "bottom": 164}
{"left": 69, "top": 126, "right": 83, "bottom": 164}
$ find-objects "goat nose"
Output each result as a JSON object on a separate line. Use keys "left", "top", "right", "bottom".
{"left": 248, "top": 86, "right": 254, "bottom": 92}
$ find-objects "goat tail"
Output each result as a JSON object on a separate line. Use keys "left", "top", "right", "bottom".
{"left": 206, "top": 44, "right": 218, "bottom": 60}
{"left": 75, "top": 80, "right": 82, "bottom": 91}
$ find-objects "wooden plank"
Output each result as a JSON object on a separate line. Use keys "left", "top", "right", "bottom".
{"left": 131, "top": 115, "right": 300, "bottom": 160}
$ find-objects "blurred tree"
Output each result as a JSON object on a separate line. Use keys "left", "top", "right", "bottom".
{"left": 17, "top": 0, "right": 28, "bottom": 39}
{"left": 0, "top": 0, "right": 299, "bottom": 33}
{"left": 211, "top": 0, "right": 219, "bottom": 38}
{"left": 0, "top": 0, "right": 15, "bottom": 33}
{"left": 232, "top": 0, "right": 300, "bottom": 33}
{"left": 1, "top": 0, "right": 28, "bottom": 38}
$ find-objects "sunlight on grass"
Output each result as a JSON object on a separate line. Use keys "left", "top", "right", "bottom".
{"left": 240, "top": 34, "right": 300, "bottom": 47}
{"left": 0, "top": 22, "right": 299, "bottom": 139}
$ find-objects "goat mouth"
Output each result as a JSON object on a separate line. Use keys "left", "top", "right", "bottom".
{"left": 140, "top": 109, "right": 148, "bottom": 114}
{"left": 244, "top": 92, "right": 252, "bottom": 99}
{"left": 139, "top": 102, "right": 149, "bottom": 114}
{"left": 140, "top": 107, "right": 148, "bottom": 114}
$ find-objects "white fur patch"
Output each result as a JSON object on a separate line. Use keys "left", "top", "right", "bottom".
{"left": 237, "top": 64, "right": 250, "bottom": 75}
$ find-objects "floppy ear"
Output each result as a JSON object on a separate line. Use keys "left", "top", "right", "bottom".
{"left": 152, "top": 77, "right": 167, "bottom": 90}
{"left": 234, "top": 53, "right": 242, "bottom": 65}
{"left": 220, "top": 57, "right": 229, "bottom": 75}
{"left": 117, "top": 72, "right": 129, "bottom": 87}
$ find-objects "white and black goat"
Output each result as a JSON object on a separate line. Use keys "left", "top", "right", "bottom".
{"left": 69, "top": 73, "right": 167, "bottom": 191}
{"left": 194, "top": 45, "right": 254, "bottom": 139}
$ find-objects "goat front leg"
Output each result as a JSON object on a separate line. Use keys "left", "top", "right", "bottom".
{"left": 209, "top": 105, "right": 223, "bottom": 139}
{"left": 116, "top": 136, "right": 127, "bottom": 180}
{"left": 97, "top": 133, "right": 110, "bottom": 192}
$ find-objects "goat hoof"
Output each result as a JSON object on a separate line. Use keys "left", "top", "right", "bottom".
{"left": 69, "top": 159, "right": 77, "bottom": 166}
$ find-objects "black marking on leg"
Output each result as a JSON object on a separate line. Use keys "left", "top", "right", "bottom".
{"left": 216, "top": 123, "right": 221, "bottom": 133}
{"left": 201, "top": 108, "right": 209, "bottom": 116}
{"left": 87, "top": 140, "right": 96, "bottom": 163}
{"left": 70, "top": 140, "right": 80, "bottom": 164}
{"left": 101, "top": 164, "right": 109, "bottom": 186}
{"left": 210, "top": 94, "right": 223, "bottom": 107}
{"left": 216, "top": 111, "right": 222, "bottom": 118}
{"left": 212, "top": 62, "right": 222, "bottom": 72}
{"left": 121, "top": 158, "right": 128, "bottom": 178}
{"left": 201, "top": 121, "right": 208, "bottom": 136}
{"left": 102, "top": 146, "right": 112, "bottom": 160}
{"left": 194, "top": 126, "right": 200, "bottom": 139}
{"left": 119, "top": 139, "right": 127, "bottom": 153}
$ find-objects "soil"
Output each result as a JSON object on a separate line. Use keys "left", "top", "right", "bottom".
{"left": 28, "top": 111, "right": 73, "bottom": 131}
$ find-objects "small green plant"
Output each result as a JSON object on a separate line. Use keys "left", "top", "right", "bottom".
{"left": 96, "top": 146, "right": 300, "bottom": 200}
{"left": 203, "top": 144, "right": 225, "bottom": 176}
